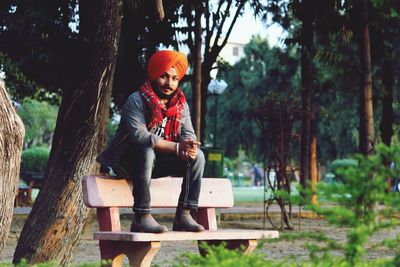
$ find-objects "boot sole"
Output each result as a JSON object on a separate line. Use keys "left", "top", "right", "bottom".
{"left": 172, "top": 225, "right": 205, "bottom": 232}
{"left": 131, "top": 225, "right": 168, "bottom": 233}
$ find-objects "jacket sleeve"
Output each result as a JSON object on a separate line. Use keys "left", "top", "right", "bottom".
{"left": 121, "top": 93, "right": 161, "bottom": 147}
{"left": 179, "top": 102, "right": 197, "bottom": 141}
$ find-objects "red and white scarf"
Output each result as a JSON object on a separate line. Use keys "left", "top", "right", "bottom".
{"left": 140, "top": 81, "right": 186, "bottom": 142}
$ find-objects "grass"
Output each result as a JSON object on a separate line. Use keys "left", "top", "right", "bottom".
{"left": 232, "top": 182, "right": 300, "bottom": 203}
{"left": 233, "top": 186, "right": 266, "bottom": 203}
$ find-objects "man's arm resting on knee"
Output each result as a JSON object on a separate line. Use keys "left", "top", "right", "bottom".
{"left": 154, "top": 139, "right": 200, "bottom": 160}
{"left": 154, "top": 139, "right": 177, "bottom": 154}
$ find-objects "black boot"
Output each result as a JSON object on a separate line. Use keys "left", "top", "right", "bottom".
{"left": 130, "top": 213, "right": 168, "bottom": 233}
{"left": 172, "top": 208, "right": 205, "bottom": 232}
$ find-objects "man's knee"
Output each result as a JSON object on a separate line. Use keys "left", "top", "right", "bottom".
{"left": 194, "top": 149, "right": 205, "bottom": 167}
{"left": 135, "top": 146, "right": 156, "bottom": 169}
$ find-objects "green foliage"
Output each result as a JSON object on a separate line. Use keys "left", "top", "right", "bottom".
{"left": 304, "top": 144, "right": 400, "bottom": 266}
{"left": 17, "top": 98, "right": 58, "bottom": 148}
{"left": 21, "top": 147, "right": 50, "bottom": 174}
{"left": 8, "top": 143, "right": 400, "bottom": 267}
{"left": 166, "top": 144, "right": 400, "bottom": 267}
{"left": 223, "top": 157, "right": 234, "bottom": 172}
{"left": 0, "top": 1, "right": 178, "bottom": 111}
{"left": 169, "top": 242, "right": 284, "bottom": 267}
{"left": 213, "top": 35, "right": 300, "bottom": 160}
{"left": 0, "top": 53, "right": 36, "bottom": 101}
{"left": 167, "top": 238, "right": 387, "bottom": 267}
{"left": 0, "top": 53, "right": 61, "bottom": 104}
{"left": 107, "top": 119, "right": 119, "bottom": 143}
{"left": 0, "top": 258, "right": 104, "bottom": 266}
{"left": 0, "top": 1, "right": 78, "bottom": 100}
{"left": 328, "top": 158, "right": 358, "bottom": 182}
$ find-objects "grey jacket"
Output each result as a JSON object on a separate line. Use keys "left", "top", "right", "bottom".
{"left": 97, "top": 91, "right": 197, "bottom": 167}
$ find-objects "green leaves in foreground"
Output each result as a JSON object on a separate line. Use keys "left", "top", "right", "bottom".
{"left": 303, "top": 144, "right": 400, "bottom": 266}
{"left": 169, "top": 242, "right": 288, "bottom": 267}
{"left": 168, "top": 144, "right": 400, "bottom": 267}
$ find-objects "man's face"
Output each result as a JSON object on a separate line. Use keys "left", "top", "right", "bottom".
{"left": 153, "top": 67, "right": 179, "bottom": 98}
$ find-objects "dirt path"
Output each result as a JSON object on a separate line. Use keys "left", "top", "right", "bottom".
{"left": 2, "top": 213, "right": 400, "bottom": 266}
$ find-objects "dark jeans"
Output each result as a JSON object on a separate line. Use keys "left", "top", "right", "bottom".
{"left": 120, "top": 145, "right": 205, "bottom": 215}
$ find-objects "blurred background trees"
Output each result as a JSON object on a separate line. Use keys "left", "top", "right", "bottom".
{"left": 0, "top": 0, "right": 399, "bottom": 262}
{"left": 0, "top": 0, "right": 399, "bottom": 197}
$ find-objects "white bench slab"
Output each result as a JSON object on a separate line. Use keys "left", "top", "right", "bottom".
{"left": 95, "top": 229, "right": 279, "bottom": 242}
{"left": 83, "top": 175, "right": 234, "bottom": 208}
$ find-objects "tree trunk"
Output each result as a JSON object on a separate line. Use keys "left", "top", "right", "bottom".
{"left": 300, "top": 0, "right": 314, "bottom": 190}
{"left": 13, "top": 1, "right": 122, "bottom": 264}
{"left": 0, "top": 79, "right": 25, "bottom": 256}
{"left": 191, "top": 0, "right": 245, "bottom": 144}
{"left": 97, "top": 80, "right": 113, "bottom": 157}
{"left": 200, "top": 56, "right": 214, "bottom": 144}
{"left": 193, "top": 0, "right": 203, "bottom": 140}
{"left": 310, "top": 105, "right": 318, "bottom": 205}
{"left": 379, "top": 54, "right": 394, "bottom": 146}
{"left": 357, "top": 0, "right": 375, "bottom": 155}
{"left": 200, "top": 69, "right": 212, "bottom": 144}
{"left": 154, "top": 0, "right": 165, "bottom": 21}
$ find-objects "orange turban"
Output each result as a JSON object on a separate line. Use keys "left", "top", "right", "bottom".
{"left": 147, "top": 50, "right": 188, "bottom": 81}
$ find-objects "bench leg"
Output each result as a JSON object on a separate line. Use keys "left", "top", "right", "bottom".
{"left": 99, "top": 240, "right": 161, "bottom": 267}
{"left": 198, "top": 239, "right": 258, "bottom": 256}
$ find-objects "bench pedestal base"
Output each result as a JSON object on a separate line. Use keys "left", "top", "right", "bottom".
{"left": 100, "top": 240, "right": 160, "bottom": 267}
{"left": 99, "top": 238, "right": 258, "bottom": 267}
{"left": 198, "top": 239, "right": 258, "bottom": 256}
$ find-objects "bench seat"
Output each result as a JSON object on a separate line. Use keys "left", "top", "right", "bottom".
{"left": 94, "top": 229, "right": 279, "bottom": 242}
{"left": 82, "top": 175, "right": 279, "bottom": 267}
{"left": 83, "top": 175, "right": 234, "bottom": 208}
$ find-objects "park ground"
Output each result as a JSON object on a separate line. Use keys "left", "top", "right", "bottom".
{"left": 3, "top": 191, "right": 400, "bottom": 266}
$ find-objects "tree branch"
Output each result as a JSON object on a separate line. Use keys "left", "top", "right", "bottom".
{"left": 211, "top": 0, "right": 233, "bottom": 52}
{"left": 185, "top": 4, "right": 195, "bottom": 53}
{"left": 206, "top": 0, "right": 225, "bottom": 50}
{"left": 154, "top": 0, "right": 165, "bottom": 21}
{"left": 214, "top": 1, "right": 245, "bottom": 57}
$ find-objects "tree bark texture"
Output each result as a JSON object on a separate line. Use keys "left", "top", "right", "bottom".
{"left": 154, "top": 0, "right": 165, "bottom": 21}
{"left": 379, "top": 54, "right": 394, "bottom": 146}
{"left": 0, "top": 80, "right": 25, "bottom": 256}
{"left": 310, "top": 105, "right": 318, "bottom": 205}
{"left": 193, "top": 0, "right": 203, "bottom": 140}
{"left": 13, "top": 1, "right": 122, "bottom": 264}
{"left": 97, "top": 80, "right": 113, "bottom": 161}
{"left": 357, "top": 0, "right": 375, "bottom": 155}
{"left": 300, "top": 0, "right": 314, "bottom": 189}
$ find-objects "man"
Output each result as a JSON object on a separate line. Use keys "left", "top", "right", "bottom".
{"left": 252, "top": 163, "right": 263, "bottom": 187}
{"left": 97, "top": 50, "right": 205, "bottom": 233}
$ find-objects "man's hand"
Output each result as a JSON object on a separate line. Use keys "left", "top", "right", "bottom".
{"left": 178, "top": 139, "right": 201, "bottom": 160}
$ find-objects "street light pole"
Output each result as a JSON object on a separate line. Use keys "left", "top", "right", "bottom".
{"left": 208, "top": 79, "right": 227, "bottom": 148}
{"left": 213, "top": 93, "right": 218, "bottom": 148}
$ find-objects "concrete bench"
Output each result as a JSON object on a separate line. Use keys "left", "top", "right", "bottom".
{"left": 82, "top": 175, "right": 279, "bottom": 267}
{"left": 14, "top": 184, "right": 32, "bottom": 207}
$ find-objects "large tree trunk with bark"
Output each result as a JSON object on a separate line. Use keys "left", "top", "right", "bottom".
{"left": 300, "top": 0, "right": 314, "bottom": 190}
{"left": 0, "top": 79, "right": 25, "bottom": 256}
{"left": 357, "top": 0, "right": 375, "bottom": 155}
{"left": 13, "top": 1, "right": 122, "bottom": 264}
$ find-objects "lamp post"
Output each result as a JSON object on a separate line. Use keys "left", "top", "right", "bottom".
{"left": 208, "top": 79, "right": 227, "bottom": 148}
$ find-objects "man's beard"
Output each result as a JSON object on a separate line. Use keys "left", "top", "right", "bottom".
{"left": 154, "top": 85, "right": 175, "bottom": 100}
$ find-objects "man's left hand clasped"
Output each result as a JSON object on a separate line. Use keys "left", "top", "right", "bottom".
{"left": 178, "top": 140, "right": 201, "bottom": 160}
